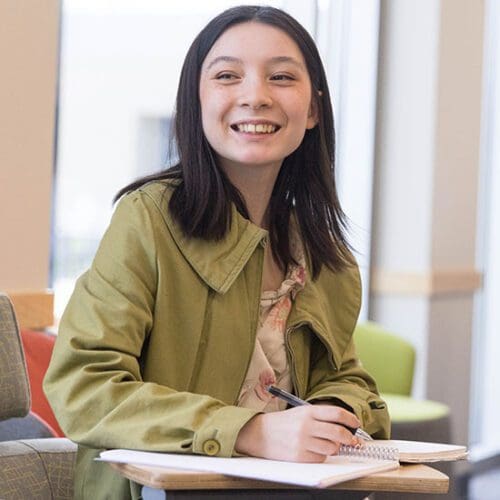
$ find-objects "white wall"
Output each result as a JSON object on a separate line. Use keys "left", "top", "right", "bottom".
{"left": 0, "top": 1, "right": 59, "bottom": 291}
{"left": 371, "top": 0, "right": 484, "bottom": 444}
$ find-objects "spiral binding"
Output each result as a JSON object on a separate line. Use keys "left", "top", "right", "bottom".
{"left": 339, "top": 444, "right": 399, "bottom": 461}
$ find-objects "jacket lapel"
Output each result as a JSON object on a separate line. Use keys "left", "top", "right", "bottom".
{"left": 147, "top": 183, "right": 268, "bottom": 294}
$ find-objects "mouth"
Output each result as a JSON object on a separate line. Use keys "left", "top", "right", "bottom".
{"left": 230, "top": 122, "right": 281, "bottom": 134}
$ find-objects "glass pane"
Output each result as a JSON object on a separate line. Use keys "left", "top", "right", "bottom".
{"left": 52, "top": 0, "right": 379, "bottom": 321}
{"left": 53, "top": 0, "right": 288, "bottom": 318}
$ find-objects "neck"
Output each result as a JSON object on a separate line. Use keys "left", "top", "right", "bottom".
{"left": 221, "top": 162, "right": 282, "bottom": 229}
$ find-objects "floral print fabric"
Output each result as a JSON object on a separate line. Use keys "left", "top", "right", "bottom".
{"left": 237, "top": 231, "right": 306, "bottom": 412}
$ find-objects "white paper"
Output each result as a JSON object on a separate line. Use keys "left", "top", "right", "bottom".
{"left": 98, "top": 449, "right": 399, "bottom": 488}
{"left": 369, "top": 440, "right": 468, "bottom": 462}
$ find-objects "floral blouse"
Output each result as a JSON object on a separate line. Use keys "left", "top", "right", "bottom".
{"left": 237, "top": 231, "right": 306, "bottom": 412}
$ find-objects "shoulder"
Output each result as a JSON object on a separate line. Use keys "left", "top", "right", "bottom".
{"left": 309, "top": 247, "right": 361, "bottom": 291}
{"left": 112, "top": 180, "right": 178, "bottom": 228}
{"left": 137, "top": 179, "right": 178, "bottom": 198}
{"left": 121, "top": 179, "right": 176, "bottom": 209}
{"left": 97, "top": 182, "right": 178, "bottom": 259}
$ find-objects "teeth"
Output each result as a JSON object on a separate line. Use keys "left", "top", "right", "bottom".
{"left": 236, "top": 123, "right": 277, "bottom": 134}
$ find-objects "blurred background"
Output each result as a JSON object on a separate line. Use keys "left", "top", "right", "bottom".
{"left": 1, "top": 0, "right": 498, "bottom": 497}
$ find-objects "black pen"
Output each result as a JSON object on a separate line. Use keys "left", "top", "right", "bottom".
{"left": 266, "top": 385, "right": 373, "bottom": 441}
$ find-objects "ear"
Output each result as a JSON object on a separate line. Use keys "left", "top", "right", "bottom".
{"left": 306, "top": 91, "right": 320, "bottom": 129}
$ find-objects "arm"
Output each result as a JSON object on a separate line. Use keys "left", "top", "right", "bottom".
{"left": 234, "top": 335, "right": 388, "bottom": 462}
{"left": 43, "top": 192, "right": 258, "bottom": 456}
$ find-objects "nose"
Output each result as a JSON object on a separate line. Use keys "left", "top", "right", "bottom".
{"left": 238, "top": 77, "right": 272, "bottom": 109}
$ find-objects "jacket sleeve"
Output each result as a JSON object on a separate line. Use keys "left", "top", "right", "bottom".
{"left": 306, "top": 335, "right": 391, "bottom": 439}
{"left": 43, "top": 192, "right": 259, "bottom": 457}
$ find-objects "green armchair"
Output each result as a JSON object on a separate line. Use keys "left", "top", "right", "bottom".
{"left": 353, "top": 321, "right": 451, "bottom": 443}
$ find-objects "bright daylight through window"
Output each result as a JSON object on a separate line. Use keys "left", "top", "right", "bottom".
{"left": 52, "top": 0, "right": 379, "bottom": 320}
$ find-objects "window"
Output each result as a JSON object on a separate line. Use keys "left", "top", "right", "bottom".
{"left": 52, "top": 0, "right": 380, "bottom": 320}
{"left": 316, "top": 0, "right": 380, "bottom": 318}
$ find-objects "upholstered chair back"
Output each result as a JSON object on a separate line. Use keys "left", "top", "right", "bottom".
{"left": 0, "top": 293, "right": 30, "bottom": 420}
{"left": 0, "top": 293, "right": 77, "bottom": 500}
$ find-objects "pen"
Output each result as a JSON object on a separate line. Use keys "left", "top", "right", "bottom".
{"left": 266, "top": 385, "right": 373, "bottom": 441}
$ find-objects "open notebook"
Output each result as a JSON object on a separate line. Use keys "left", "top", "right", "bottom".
{"left": 98, "top": 439, "right": 466, "bottom": 488}
{"left": 99, "top": 449, "right": 398, "bottom": 488}
{"left": 366, "top": 440, "right": 468, "bottom": 463}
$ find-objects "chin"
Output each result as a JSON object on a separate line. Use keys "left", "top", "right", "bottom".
{"left": 231, "top": 156, "right": 282, "bottom": 168}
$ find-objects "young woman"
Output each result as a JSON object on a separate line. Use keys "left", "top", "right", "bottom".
{"left": 44, "top": 5, "right": 390, "bottom": 499}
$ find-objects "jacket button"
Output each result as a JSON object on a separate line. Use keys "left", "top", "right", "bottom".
{"left": 203, "top": 439, "right": 221, "bottom": 456}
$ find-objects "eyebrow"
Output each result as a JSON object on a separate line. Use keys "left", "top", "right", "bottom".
{"left": 205, "top": 55, "right": 306, "bottom": 71}
{"left": 205, "top": 56, "right": 242, "bottom": 71}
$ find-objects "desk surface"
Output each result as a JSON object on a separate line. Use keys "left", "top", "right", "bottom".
{"left": 109, "top": 462, "right": 449, "bottom": 494}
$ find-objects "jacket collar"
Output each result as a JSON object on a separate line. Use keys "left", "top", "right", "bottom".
{"left": 142, "top": 181, "right": 361, "bottom": 365}
{"left": 145, "top": 182, "right": 268, "bottom": 294}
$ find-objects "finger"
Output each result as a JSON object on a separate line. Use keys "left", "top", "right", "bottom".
{"left": 295, "top": 450, "right": 332, "bottom": 463}
{"left": 305, "top": 436, "right": 341, "bottom": 457}
{"left": 352, "top": 436, "right": 364, "bottom": 446}
{"left": 312, "top": 405, "right": 361, "bottom": 429}
{"left": 309, "top": 420, "right": 359, "bottom": 446}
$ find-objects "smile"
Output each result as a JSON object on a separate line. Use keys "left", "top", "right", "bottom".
{"left": 231, "top": 122, "right": 280, "bottom": 134}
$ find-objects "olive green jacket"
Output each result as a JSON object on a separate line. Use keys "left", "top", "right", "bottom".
{"left": 44, "top": 181, "right": 390, "bottom": 499}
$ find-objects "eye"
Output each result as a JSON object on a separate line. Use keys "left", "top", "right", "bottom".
{"left": 270, "top": 73, "right": 295, "bottom": 82}
{"left": 215, "top": 72, "right": 239, "bottom": 81}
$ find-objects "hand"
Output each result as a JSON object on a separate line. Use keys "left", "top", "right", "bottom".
{"left": 235, "top": 405, "right": 362, "bottom": 463}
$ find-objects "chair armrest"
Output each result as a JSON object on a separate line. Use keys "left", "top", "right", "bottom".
{"left": 0, "top": 438, "right": 77, "bottom": 499}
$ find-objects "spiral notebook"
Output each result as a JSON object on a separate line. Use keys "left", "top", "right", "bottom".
{"left": 99, "top": 440, "right": 466, "bottom": 488}
{"left": 99, "top": 448, "right": 397, "bottom": 488}
{"left": 366, "top": 439, "right": 467, "bottom": 463}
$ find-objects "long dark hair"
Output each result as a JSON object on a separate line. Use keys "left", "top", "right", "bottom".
{"left": 115, "top": 5, "right": 353, "bottom": 279}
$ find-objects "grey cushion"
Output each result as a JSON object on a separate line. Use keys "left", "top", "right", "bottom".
{"left": 0, "top": 438, "right": 77, "bottom": 500}
{"left": 0, "top": 293, "right": 30, "bottom": 420}
{"left": 0, "top": 413, "right": 55, "bottom": 441}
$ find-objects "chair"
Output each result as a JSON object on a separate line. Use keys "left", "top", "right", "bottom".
{"left": 20, "top": 328, "right": 64, "bottom": 436}
{"left": 0, "top": 292, "right": 77, "bottom": 499}
{"left": 353, "top": 321, "right": 451, "bottom": 443}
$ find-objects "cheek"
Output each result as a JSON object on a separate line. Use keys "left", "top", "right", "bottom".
{"left": 286, "top": 100, "right": 312, "bottom": 151}
{"left": 200, "top": 91, "right": 228, "bottom": 130}
{"left": 199, "top": 84, "right": 214, "bottom": 121}
{"left": 199, "top": 103, "right": 226, "bottom": 154}
{"left": 199, "top": 100, "right": 216, "bottom": 143}
{"left": 289, "top": 99, "right": 313, "bottom": 130}
{"left": 284, "top": 91, "right": 313, "bottom": 123}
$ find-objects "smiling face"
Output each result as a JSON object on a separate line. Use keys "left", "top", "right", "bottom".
{"left": 199, "top": 21, "right": 318, "bottom": 179}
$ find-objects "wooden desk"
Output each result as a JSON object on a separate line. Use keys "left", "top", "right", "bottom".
{"left": 110, "top": 461, "right": 449, "bottom": 497}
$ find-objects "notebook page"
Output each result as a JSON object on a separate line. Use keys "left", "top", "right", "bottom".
{"left": 99, "top": 449, "right": 399, "bottom": 488}
{"left": 368, "top": 440, "right": 467, "bottom": 462}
